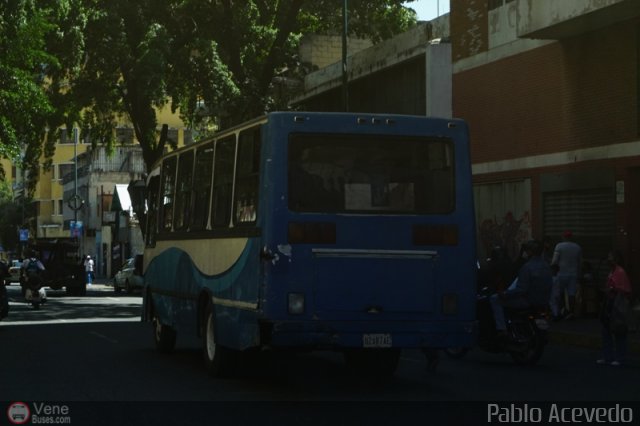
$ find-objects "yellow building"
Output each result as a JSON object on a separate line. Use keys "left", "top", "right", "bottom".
{"left": 4, "top": 103, "right": 189, "bottom": 243}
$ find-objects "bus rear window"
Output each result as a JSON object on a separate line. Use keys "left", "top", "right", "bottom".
{"left": 288, "top": 134, "right": 454, "bottom": 214}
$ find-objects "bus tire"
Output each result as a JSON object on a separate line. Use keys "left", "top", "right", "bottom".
{"left": 202, "top": 303, "right": 233, "bottom": 377}
{"left": 152, "top": 310, "right": 176, "bottom": 353}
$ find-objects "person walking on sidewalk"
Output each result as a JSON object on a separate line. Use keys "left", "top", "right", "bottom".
{"left": 84, "top": 255, "right": 94, "bottom": 286}
{"left": 597, "top": 250, "right": 632, "bottom": 366}
{"left": 550, "top": 230, "right": 582, "bottom": 320}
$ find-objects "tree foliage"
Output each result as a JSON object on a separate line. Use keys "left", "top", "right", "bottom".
{"left": 2, "top": 0, "right": 417, "bottom": 180}
{"left": 0, "top": 0, "right": 59, "bottom": 193}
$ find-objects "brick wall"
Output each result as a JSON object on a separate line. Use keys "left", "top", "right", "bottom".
{"left": 453, "top": 21, "right": 638, "bottom": 164}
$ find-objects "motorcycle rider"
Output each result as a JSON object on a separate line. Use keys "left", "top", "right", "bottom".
{"left": 21, "top": 250, "right": 46, "bottom": 300}
{"left": 489, "top": 239, "right": 553, "bottom": 337}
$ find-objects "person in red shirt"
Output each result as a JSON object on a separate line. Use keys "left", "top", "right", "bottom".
{"left": 597, "top": 250, "right": 632, "bottom": 366}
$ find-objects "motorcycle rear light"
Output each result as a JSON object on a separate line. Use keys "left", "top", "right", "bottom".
{"left": 288, "top": 222, "right": 336, "bottom": 244}
{"left": 413, "top": 224, "right": 458, "bottom": 246}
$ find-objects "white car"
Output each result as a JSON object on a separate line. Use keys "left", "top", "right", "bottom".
{"left": 7, "top": 260, "right": 22, "bottom": 285}
{"left": 113, "top": 257, "right": 143, "bottom": 293}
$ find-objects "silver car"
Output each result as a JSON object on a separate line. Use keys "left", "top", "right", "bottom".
{"left": 113, "top": 258, "right": 143, "bottom": 294}
{"left": 7, "top": 260, "right": 22, "bottom": 285}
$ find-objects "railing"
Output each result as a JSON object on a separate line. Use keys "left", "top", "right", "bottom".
{"left": 62, "top": 147, "right": 146, "bottom": 184}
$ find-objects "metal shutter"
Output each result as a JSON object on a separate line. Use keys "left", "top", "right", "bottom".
{"left": 543, "top": 188, "right": 614, "bottom": 260}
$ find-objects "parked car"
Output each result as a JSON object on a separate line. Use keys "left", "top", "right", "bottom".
{"left": 113, "top": 257, "right": 143, "bottom": 294}
{"left": 7, "top": 260, "right": 22, "bottom": 285}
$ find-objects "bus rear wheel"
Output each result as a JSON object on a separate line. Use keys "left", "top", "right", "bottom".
{"left": 202, "top": 304, "right": 233, "bottom": 377}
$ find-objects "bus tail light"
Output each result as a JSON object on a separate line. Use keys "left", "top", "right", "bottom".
{"left": 288, "top": 222, "right": 336, "bottom": 244}
{"left": 288, "top": 293, "right": 305, "bottom": 315}
{"left": 442, "top": 293, "right": 458, "bottom": 315}
{"left": 413, "top": 224, "right": 458, "bottom": 246}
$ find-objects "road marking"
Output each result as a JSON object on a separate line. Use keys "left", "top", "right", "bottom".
{"left": 89, "top": 331, "right": 119, "bottom": 344}
{"left": 105, "top": 297, "right": 120, "bottom": 301}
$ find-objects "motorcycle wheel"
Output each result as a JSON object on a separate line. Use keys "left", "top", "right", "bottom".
{"left": 444, "top": 347, "right": 470, "bottom": 359}
{"left": 509, "top": 333, "right": 545, "bottom": 365}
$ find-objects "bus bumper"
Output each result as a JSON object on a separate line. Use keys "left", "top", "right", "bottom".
{"left": 262, "top": 320, "right": 477, "bottom": 349}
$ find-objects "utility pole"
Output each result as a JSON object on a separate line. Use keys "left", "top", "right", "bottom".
{"left": 73, "top": 127, "right": 78, "bottom": 228}
{"left": 342, "top": 0, "right": 349, "bottom": 112}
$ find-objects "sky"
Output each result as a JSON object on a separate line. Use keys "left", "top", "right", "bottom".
{"left": 403, "top": 0, "right": 450, "bottom": 21}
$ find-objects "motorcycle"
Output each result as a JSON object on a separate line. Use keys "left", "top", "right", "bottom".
{"left": 445, "top": 288, "right": 550, "bottom": 365}
{"left": 21, "top": 274, "right": 47, "bottom": 310}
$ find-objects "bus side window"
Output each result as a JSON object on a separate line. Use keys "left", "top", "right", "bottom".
{"left": 234, "top": 127, "right": 260, "bottom": 225}
{"left": 211, "top": 136, "right": 236, "bottom": 228}
{"left": 159, "top": 156, "right": 177, "bottom": 232}
{"left": 174, "top": 150, "right": 194, "bottom": 231}
{"left": 191, "top": 143, "right": 214, "bottom": 231}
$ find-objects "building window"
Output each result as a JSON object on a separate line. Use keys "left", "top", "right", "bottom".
{"left": 58, "top": 128, "right": 70, "bottom": 144}
{"left": 116, "top": 128, "right": 134, "bottom": 145}
{"left": 58, "top": 163, "right": 74, "bottom": 181}
{"left": 184, "top": 129, "right": 194, "bottom": 145}
{"left": 51, "top": 200, "right": 63, "bottom": 216}
{"left": 167, "top": 129, "right": 179, "bottom": 147}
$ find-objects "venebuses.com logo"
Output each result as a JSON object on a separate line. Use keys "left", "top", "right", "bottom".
{"left": 7, "top": 402, "right": 31, "bottom": 425}
{"left": 6, "top": 401, "right": 72, "bottom": 424}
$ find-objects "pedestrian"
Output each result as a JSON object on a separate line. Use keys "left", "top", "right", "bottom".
{"left": 84, "top": 255, "right": 94, "bottom": 286}
{"left": 550, "top": 230, "right": 582, "bottom": 320}
{"left": 597, "top": 250, "right": 632, "bottom": 366}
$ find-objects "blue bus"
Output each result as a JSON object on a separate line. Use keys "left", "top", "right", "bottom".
{"left": 138, "top": 112, "right": 477, "bottom": 377}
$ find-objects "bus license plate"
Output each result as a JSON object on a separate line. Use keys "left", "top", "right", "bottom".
{"left": 362, "top": 334, "right": 392, "bottom": 348}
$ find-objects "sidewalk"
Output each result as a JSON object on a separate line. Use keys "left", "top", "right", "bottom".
{"left": 548, "top": 315, "right": 640, "bottom": 353}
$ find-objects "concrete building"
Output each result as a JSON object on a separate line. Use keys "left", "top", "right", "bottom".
{"left": 294, "top": 0, "right": 640, "bottom": 292}
{"left": 62, "top": 146, "right": 146, "bottom": 278}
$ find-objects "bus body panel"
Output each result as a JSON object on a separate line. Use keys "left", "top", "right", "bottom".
{"left": 257, "top": 112, "right": 477, "bottom": 349}
{"left": 144, "top": 238, "right": 263, "bottom": 349}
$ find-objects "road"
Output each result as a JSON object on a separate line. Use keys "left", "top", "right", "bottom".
{"left": 1, "top": 284, "right": 638, "bottom": 424}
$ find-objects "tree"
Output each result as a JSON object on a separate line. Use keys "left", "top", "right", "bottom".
{"left": 191, "top": 0, "right": 417, "bottom": 126}
{"left": 0, "top": 0, "right": 59, "bottom": 194}
{"left": 59, "top": 0, "right": 416, "bottom": 172}
{"left": 2, "top": 0, "right": 418, "bottom": 191}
